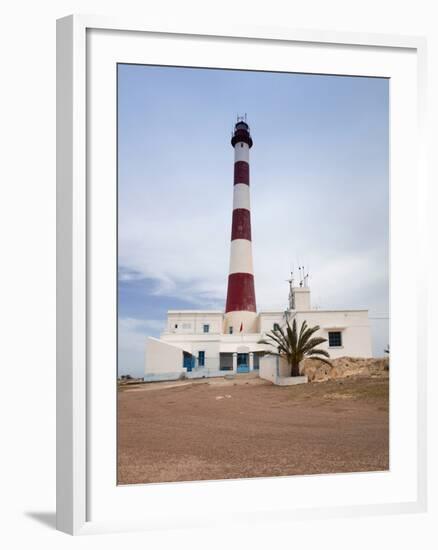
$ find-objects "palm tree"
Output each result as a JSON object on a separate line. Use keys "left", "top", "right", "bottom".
{"left": 259, "top": 318, "right": 331, "bottom": 377}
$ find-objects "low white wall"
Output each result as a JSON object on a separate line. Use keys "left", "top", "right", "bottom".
{"left": 259, "top": 355, "right": 307, "bottom": 385}
{"left": 259, "top": 355, "right": 277, "bottom": 382}
{"left": 275, "top": 375, "right": 308, "bottom": 386}
{"left": 278, "top": 357, "right": 291, "bottom": 377}
{"left": 145, "top": 337, "right": 184, "bottom": 381}
{"left": 260, "top": 355, "right": 292, "bottom": 379}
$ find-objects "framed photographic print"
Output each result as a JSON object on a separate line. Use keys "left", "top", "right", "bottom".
{"left": 57, "top": 15, "right": 427, "bottom": 535}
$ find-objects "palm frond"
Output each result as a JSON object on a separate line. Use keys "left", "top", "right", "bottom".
{"left": 297, "top": 320, "right": 308, "bottom": 348}
{"left": 307, "top": 348, "right": 331, "bottom": 359}
{"left": 299, "top": 325, "right": 321, "bottom": 347}
{"left": 273, "top": 324, "right": 288, "bottom": 348}
{"left": 290, "top": 319, "right": 298, "bottom": 350}
{"left": 263, "top": 331, "right": 287, "bottom": 350}
{"left": 301, "top": 337, "right": 328, "bottom": 354}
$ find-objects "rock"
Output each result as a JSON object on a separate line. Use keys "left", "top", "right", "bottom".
{"left": 301, "top": 356, "right": 389, "bottom": 383}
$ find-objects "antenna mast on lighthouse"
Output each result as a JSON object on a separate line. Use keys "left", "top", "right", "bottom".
{"left": 287, "top": 270, "right": 295, "bottom": 311}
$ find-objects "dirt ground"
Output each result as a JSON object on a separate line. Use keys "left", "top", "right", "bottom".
{"left": 117, "top": 374, "right": 389, "bottom": 485}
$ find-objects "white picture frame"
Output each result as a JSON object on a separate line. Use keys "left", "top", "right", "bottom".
{"left": 56, "top": 14, "right": 428, "bottom": 535}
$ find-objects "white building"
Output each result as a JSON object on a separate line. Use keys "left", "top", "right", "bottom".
{"left": 144, "top": 285, "right": 372, "bottom": 381}
{"left": 144, "top": 119, "right": 372, "bottom": 381}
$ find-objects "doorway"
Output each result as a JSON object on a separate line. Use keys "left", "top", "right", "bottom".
{"left": 237, "top": 353, "right": 249, "bottom": 373}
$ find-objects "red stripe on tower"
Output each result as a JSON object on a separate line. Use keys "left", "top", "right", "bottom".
{"left": 234, "top": 161, "right": 249, "bottom": 185}
{"left": 225, "top": 119, "right": 257, "bottom": 333}
{"left": 231, "top": 208, "right": 252, "bottom": 241}
{"left": 225, "top": 273, "right": 256, "bottom": 312}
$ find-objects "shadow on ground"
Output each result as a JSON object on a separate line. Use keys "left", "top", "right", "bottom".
{"left": 25, "top": 511, "right": 56, "bottom": 530}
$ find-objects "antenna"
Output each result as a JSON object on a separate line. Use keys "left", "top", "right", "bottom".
{"left": 285, "top": 268, "right": 295, "bottom": 311}
{"left": 303, "top": 265, "right": 310, "bottom": 288}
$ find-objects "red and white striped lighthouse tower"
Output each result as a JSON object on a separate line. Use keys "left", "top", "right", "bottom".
{"left": 225, "top": 119, "right": 257, "bottom": 334}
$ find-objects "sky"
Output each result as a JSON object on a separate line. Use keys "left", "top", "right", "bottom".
{"left": 118, "top": 64, "right": 389, "bottom": 377}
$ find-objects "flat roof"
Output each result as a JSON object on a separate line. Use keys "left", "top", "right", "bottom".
{"left": 166, "top": 309, "right": 369, "bottom": 315}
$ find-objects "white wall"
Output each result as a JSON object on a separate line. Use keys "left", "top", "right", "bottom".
{"left": 259, "top": 355, "right": 278, "bottom": 382}
{"left": 298, "top": 310, "right": 373, "bottom": 358}
{"left": 224, "top": 310, "right": 258, "bottom": 334}
{"left": 293, "top": 287, "right": 311, "bottom": 310}
{"left": 145, "top": 337, "right": 184, "bottom": 378}
{"left": 161, "top": 309, "right": 372, "bottom": 364}
{"left": 160, "top": 334, "right": 223, "bottom": 369}
{"left": 258, "top": 312, "right": 286, "bottom": 333}
{"left": 259, "top": 355, "right": 298, "bottom": 381}
{"left": 166, "top": 311, "right": 223, "bottom": 335}
{"left": 190, "top": 341, "right": 221, "bottom": 369}
{"left": 259, "top": 310, "right": 372, "bottom": 358}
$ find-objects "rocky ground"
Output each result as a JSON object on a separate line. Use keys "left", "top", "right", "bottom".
{"left": 118, "top": 361, "right": 389, "bottom": 485}
{"left": 301, "top": 356, "right": 389, "bottom": 382}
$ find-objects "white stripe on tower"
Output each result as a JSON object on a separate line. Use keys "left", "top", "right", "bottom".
{"left": 234, "top": 143, "right": 249, "bottom": 163}
{"left": 224, "top": 119, "right": 257, "bottom": 334}
{"left": 233, "top": 184, "right": 251, "bottom": 210}
{"left": 229, "top": 240, "right": 254, "bottom": 274}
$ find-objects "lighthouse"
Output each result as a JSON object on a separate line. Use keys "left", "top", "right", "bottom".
{"left": 224, "top": 119, "right": 257, "bottom": 334}
{"left": 145, "top": 117, "right": 374, "bottom": 381}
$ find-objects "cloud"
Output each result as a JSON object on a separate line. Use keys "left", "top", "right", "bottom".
{"left": 118, "top": 170, "right": 388, "bottom": 315}
{"left": 117, "top": 65, "right": 389, "bottom": 368}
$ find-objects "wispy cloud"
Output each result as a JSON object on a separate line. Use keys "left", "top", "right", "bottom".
{"left": 117, "top": 65, "right": 389, "bottom": 372}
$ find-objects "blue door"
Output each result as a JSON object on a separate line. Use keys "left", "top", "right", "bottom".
{"left": 183, "top": 353, "right": 195, "bottom": 372}
{"left": 237, "top": 353, "right": 249, "bottom": 373}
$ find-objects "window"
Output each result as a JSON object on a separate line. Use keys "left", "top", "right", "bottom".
{"left": 229, "top": 326, "right": 233, "bottom": 334}
{"left": 198, "top": 351, "right": 205, "bottom": 367}
{"left": 273, "top": 323, "right": 280, "bottom": 331}
{"left": 174, "top": 324, "right": 178, "bottom": 329}
{"left": 203, "top": 324, "right": 210, "bottom": 333}
{"left": 328, "top": 331, "right": 342, "bottom": 347}
{"left": 240, "top": 143, "right": 244, "bottom": 147}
